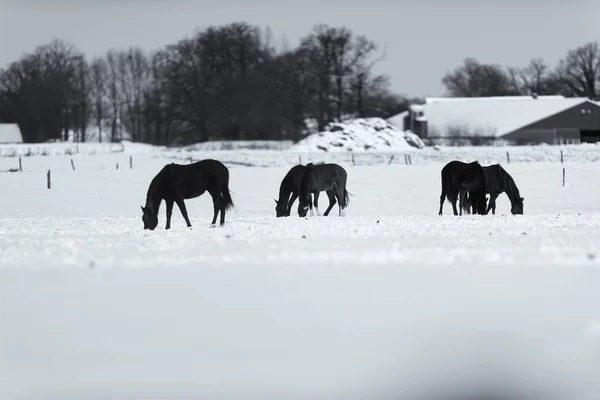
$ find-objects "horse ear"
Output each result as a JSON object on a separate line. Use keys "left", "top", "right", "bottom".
{"left": 274, "top": 199, "right": 278, "bottom": 205}
{"left": 520, "top": 197, "right": 524, "bottom": 201}
{"left": 141, "top": 205, "right": 145, "bottom": 212}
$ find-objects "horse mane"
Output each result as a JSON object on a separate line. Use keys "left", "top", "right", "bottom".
{"left": 145, "top": 166, "right": 169, "bottom": 212}
{"left": 298, "top": 163, "right": 314, "bottom": 199}
{"left": 499, "top": 165, "right": 521, "bottom": 202}
{"left": 278, "top": 165, "right": 299, "bottom": 201}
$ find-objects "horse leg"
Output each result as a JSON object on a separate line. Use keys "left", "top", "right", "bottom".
{"left": 335, "top": 185, "right": 346, "bottom": 217}
{"left": 450, "top": 193, "right": 459, "bottom": 216}
{"left": 439, "top": 188, "right": 447, "bottom": 216}
{"left": 219, "top": 193, "right": 227, "bottom": 226}
{"left": 209, "top": 190, "right": 221, "bottom": 227}
{"left": 308, "top": 192, "right": 316, "bottom": 217}
{"left": 486, "top": 193, "right": 496, "bottom": 215}
{"left": 491, "top": 193, "right": 499, "bottom": 215}
{"left": 323, "top": 190, "right": 336, "bottom": 216}
{"left": 165, "top": 199, "right": 174, "bottom": 229}
{"left": 313, "top": 191, "right": 321, "bottom": 216}
{"left": 287, "top": 192, "right": 298, "bottom": 217}
{"left": 175, "top": 198, "right": 192, "bottom": 228}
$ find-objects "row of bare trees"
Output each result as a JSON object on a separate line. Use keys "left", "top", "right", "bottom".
{"left": 0, "top": 23, "right": 409, "bottom": 144}
{"left": 442, "top": 41, "right": 600, "bottom": 99}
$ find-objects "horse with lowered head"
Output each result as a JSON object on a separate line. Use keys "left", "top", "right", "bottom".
{"left": 275, "top": 164, "right": 308, "bottom": 217}
{"left": 438, "top": 160, "right": 487, "bottom": 216}
{"left": 460, "top": 164, "right": 523, "bottom": 215}
{"left": 275, "top": 164, "right": 337, "bottom": 217}
{"left": 141, "top": 159, "right": 234, "bottom": 230}
{"left": 297, "top": 162, "right": 350, "bottom": 217}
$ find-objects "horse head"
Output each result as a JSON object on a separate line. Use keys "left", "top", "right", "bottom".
{"left": 141, "top": 205, "right": 159, "bottom": 230}
{"left": 511, "top": 197, "right": 524, "bottom": 215}
{"left": 297, "top": 201, "right": 309, "bottom": 218}
{"left": 274, "top": 199, "right": 288, "bottom": 217}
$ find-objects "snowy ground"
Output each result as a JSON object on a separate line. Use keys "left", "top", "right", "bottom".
{"left": 4, "top": 140, "right": 600, "bottom": 166}
{"left": 2, "top": 151, "right": 600, "bottom": 399}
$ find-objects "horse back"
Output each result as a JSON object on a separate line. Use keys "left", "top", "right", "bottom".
{"left": 166, "top": 159, "right": 229, "bottom": 199}
{"left": 315, "top": 163, "right": 346, "bottom": 186}
{"left": 482, "top": 164, "right": 506, "bottom": 194}
{"left": 303, "top": 163, "right": 346, "bottom": 191}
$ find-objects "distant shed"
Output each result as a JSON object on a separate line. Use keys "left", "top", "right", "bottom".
{"left": 388, "top": 96, "right": 600, "bottom": 145}
{"left": 0, "top": 124, "right": 23, "bottom": 144}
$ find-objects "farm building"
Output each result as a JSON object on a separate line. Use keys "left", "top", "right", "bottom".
{"left": 388, "top": 96, "right": 600, "bottom": 145}
{"left": 0, "top": 124, "right": 23, "bottom": 144}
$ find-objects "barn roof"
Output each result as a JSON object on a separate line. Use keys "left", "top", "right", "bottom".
{"left": 388, "top": 96, "right": 599, "bottom": 137}
{"left": 0, "top": 124, "right": 23, "bottom": 143}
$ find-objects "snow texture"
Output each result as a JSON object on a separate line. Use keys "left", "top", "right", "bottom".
{"left": 2, "top": 149, "right": 600, "bottom": 399}
{"left": 292, "top": 117, "right": 426, "bottom": 152}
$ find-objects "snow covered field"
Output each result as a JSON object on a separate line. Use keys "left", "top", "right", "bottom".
{"left": 2, "top": 149, "right": 600, "bottom": 399}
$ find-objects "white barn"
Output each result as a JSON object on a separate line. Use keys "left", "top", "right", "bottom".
{"left": 388, "top": 96, "right": 600, "bottom": 145}
{"left": 0, "top": 124, "right": 23, "bottom": 144}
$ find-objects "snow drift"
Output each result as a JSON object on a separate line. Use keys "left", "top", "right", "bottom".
{"left": 292, "top": 118, "right": 425, "bottom": 152}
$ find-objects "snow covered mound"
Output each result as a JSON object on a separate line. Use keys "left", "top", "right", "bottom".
{"left": 292, "top": 118, "right": 425, "bottom": 152}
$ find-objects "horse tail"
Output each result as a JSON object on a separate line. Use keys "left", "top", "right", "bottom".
{"left": 441, "top": 167, "right": 452, "bottom": 201}
{"left": 221, "top": 184, "right": 234, "bottom": 211}
{"left": 341, "top": 188, "right": 351, "bottom": 208}
{"left": 459, "top": 189, "right": 471, "bottom": 215}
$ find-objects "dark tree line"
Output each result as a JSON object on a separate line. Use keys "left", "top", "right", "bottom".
{"left": 442, "top": 41, "right": 600, "bottom": 99}
{"left": 0, "top": 23, "right": 410, "bottom": 144}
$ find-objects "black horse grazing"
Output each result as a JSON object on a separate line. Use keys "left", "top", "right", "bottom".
{"left": 275, "top": 164, "right": 308, "bottom": 217}
{"left": 297, "top": 163, "right": 350, "bottom": 217}
{"left": 274, "top": 164, "right": 336, "bottom": 217}
{"left": 141, "top": 159, "right": 234, "bottom": 230}
{"left": 438, "top": 160, "right": 487, "bottom": 216}
{"left": 460, "top": 164, "right": 524, "bottom": 215}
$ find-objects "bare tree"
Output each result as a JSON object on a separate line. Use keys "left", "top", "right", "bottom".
{"left": 442, "top": 58, "right": 515, "bottom": 97}
{"left": 0, "top": 22, "right": 399, "bottom": 144}
{"left": 89, "top": 57, "right": 108, "bottom": 142}
{"left": 348, "top": 42, "right": 387, "bottom": 118}
{"left": 506, "top": 58, "right": 562, "bottom": 96}
{"left": 117, "top": 47, "right": 151, "bottom": 142}
{"left": 300, "top": 25, "right": 338, "bottom": 130}
{"left": 0, "top": 39, "right": 87, "bottom": 142}
{"left": 105, "top": 50, "right": 123, "bottom": 142}
{"left": 556, "top": 41, "right": 600, "bottom": 98}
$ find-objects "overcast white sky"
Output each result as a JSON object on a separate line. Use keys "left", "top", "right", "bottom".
{"left": 1, "top": 0, "right": 598, "bottom": 97}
